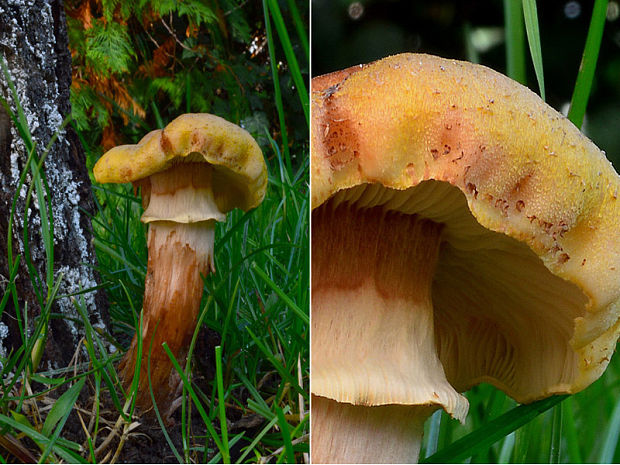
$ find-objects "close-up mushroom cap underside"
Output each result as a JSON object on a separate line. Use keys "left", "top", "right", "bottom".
{"left": 93, "top": 113, "right": 267, "bottom": 214}
{"left": 311, "top": 53, "right": 620, "bottom": 420}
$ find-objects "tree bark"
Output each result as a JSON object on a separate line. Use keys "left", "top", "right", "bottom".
{"left": 0, "top": 0, "right": 108, "bottom": 370}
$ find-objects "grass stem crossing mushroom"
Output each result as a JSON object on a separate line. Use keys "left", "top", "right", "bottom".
{"left": 311, "top": 54, "right": 620, "bottom": 463}
{"left": 94, "top": 114, "right": 267, "bottom": 412}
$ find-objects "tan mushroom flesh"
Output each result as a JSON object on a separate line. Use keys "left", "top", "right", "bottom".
{"left": 94, "top": 113, "right": 267, "bottom": 411}
{"left": 311, "top": 54, "right": 620, "bottom": 463}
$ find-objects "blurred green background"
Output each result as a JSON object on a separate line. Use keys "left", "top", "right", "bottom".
{"left": 312, "top": 0, "right": 620, "bottom": 168}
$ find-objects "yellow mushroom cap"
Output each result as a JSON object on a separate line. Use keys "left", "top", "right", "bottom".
{"left": 312, "top": 54, "right": 620, "bottom": 405}
{"left": 93, "top": 113, "right": 267, "bottom": 213}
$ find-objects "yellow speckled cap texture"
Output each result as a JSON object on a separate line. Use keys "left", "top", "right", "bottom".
{"left": 311, "top": 53, "right": 620, "bottom": 401}
{"left": 93, "top": 113, "right": 267, "bottom": 213}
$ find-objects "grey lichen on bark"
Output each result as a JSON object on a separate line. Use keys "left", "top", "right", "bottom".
{"left": 0, "top": 0, "right": 108, "bottom": 369}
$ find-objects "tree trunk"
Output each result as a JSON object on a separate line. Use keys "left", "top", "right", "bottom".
{"left": 0, "top": 0, "right": 108, "bottom": 370}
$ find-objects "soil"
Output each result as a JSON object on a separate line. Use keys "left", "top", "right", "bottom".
{"left": 62, "top": 399, "right": 213, "bottom": 464}
{"left": 54, "top": 366, "right": 217, "bottom": 464}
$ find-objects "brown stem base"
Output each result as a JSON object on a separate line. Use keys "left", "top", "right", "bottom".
{"left": 119, "top": 221, "right": 214, "bottom": 412}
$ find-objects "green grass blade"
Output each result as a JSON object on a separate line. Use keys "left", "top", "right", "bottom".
{"left": 262, "top": 0, "right": 291, "bottom": 173}
{"left": 185, "top": 72, "right": 192, "bottom": 114}
{"left": 599, "top": 397, "right": 620, "bottom": 462}
{"left": 285, "top": 0, "right": 308, "bottom": 61}
{"left": 41, "top": 376, "right": 86, "bottom": 437}
{"left": 181, "top": 297, "right": 214, "bottom": 462}
{"left": 208, "top": 433, "right": 246, "bottom": 463}
{"left": 151, "top": 101, "right": 164, "bottom": 129}
{"left": 236, "top": 371, "right": 272, "bottom": 414}
{"left": 72, "top": 291, "right": 128, "bottom": 420}
{"left": 562, "top": 397, "right": 582, "bottom": 463}
{"left": 250, "top": 262, "right": 308, "bottom": 325}
{"left": 6, "top": 142, "right": 45, "bottom": 306}
{"left": 265, "top": 0, "right": 309, "bottom": 126}
{"left": 504, "top": 0, "right": 526, "bottom": 83}
{"left": 234, "top": 415, "right": 279, "bottom": 463}
{"left": 0, "top": 57, "right": 34, "bottom": 152}
{"left": 549, "top": 403, "right": 562, "bottom": 463}
{"left": 91, "top": 184, "right": 141, "bottom": 204}
{"left": 29, "top": 374, "right": 66, "bottom": 386}
{"left": 422, "top": 395, "right": 568, "bottom": 463}
{"left": 245, "top": 328, "right": 307, "bottom": 399}
{"left": 275, "top": 407, "right": 295, "bottom": 463}
{"left": 567, "top": 0, "right": 608, "bottom": 128}
{"left": 10, "top": 411, "right": 47, "bottom": 452}
{"left": 463, "top": 23, "right": 479, "bottom": 64}
{"left": 93, "top": 237, "right": 146, "bottom": 277}
{"left": 161, "top": 343, "right": 226, "bottom": 454}
{"left": 246, "top": 398, "right": 276, "bottom": 422}
{"left": 214, "top": 346, "right": 230, "bottom": 463}
{"left": 39, "top": 377, "right": 87, "bottom": 464}
{"left": 37, "top": 115, "right": 74, "bottom": 295}
{"left": 498, "top": 431, "right": 516, "bottom": 463}
{"left": 25, "top": 276, "right": 63, "bottom": 391}
{"left": 147, "top": 343, "right": 184, "bottom": 463}
{"left": 522, "top": 0, "right": 545, "bottom": 100}
{"left": 219, "top": 281, "right": 239, "bottom": 351}
{"left": 0, "top": 414, "right": 83, "bottom": 463}
{"left": 0, "top": 258, "right": 21, "bottom": 319}
{"left": 0, "top": 58, "right": 65, "bottom": 301}
{"left": 215, "top": 210, "right": 255, "bottom": 249}
{"left": 424, "top": 410, "right": 441, "bottom": 458}
{"left": 1, "top": 294, "right": 51, "bottom": 401}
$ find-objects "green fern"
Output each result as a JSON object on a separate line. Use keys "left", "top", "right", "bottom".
{"left": 149, "top": 77, "right": 184, "bottom": 108}
{"left": 100, "top": 0, "right": 120, "bottom": 22}
{"left": 70, "top": 87, "right": 109, "bottom": 131}
{"left": 224, "top": 0, "right": 252, "bottom": 43}
{"left": 177, "top": 0, "right": 217, "bottom": 26}
{"left": 85, "top": 21, "right": 134, "bottom": 76}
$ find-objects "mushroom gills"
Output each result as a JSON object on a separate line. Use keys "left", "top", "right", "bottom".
{"left": 318, "top": 180, "right": 589, "bottom": 402}
{"left": 311, "top": 180, "right": 589, "bottom": 463}
{"left": 312, "top": 191, "right": 467, "bottom": 463}
{"left": 140, "top": 162, "right": 226, "bottom": 224}
{"left": 312, "top": 201, "right": 467, "bottom": 417}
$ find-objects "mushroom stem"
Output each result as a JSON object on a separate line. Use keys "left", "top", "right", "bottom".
{"left": 312, "top": 395, "right": 433, "bottom": 464}
{"left": 120, "top": 220, "right": 214, "bottom": 410}
{"left": 311, "top": 203, "right": 467, "bottom": 463}
{"left": 118, "top": 162, "right": 225, "bottom": 412}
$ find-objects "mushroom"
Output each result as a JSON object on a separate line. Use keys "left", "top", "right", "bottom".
{"left": 94, "top": 113, "right": 267, "bottom": 411}
{"left": 311, "top": 54, "right": 620, "bottom": 463}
